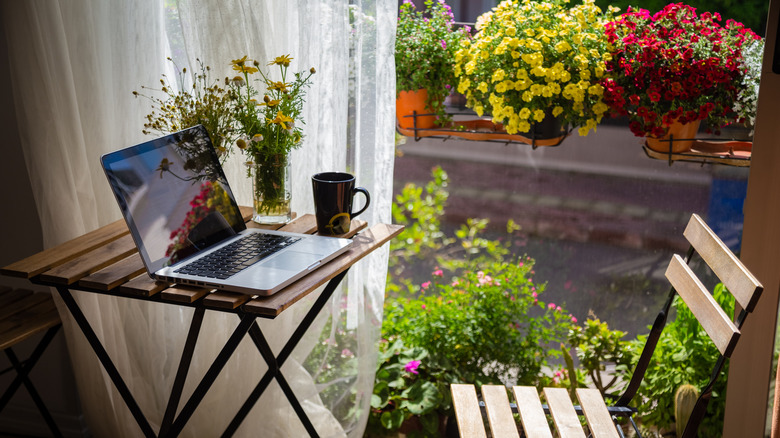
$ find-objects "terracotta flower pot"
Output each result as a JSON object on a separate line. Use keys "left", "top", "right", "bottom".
{"left": 646, "top": 119, "right": 701, "bottom": 153}
{"left": 396, "top": 89, "right": 437, "bottom": 130}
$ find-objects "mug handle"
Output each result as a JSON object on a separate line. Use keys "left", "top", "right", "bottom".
{"left": 351, "top": 187, "right": 371, "bottom": 218}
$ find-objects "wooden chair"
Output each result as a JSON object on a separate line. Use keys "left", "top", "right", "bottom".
{"left": 451, "top": 214, "right": 764, "bottom": 437}
{"left": 0, "top": 287, "right": 63, "bottom": 437}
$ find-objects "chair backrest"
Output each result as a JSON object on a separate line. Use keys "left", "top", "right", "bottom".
{"left": 614, "top": 214, "right": 763, "bottom": 437}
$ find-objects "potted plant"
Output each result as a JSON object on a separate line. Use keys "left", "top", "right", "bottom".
{"left": 229, "top": 55, "right": 315, "bottom": 224}
{"left": 453, "top": 0, "right": 617, "bottom": 139}
{"left": 600, "top": 3, "right": 762, "bottom": 153}
{"left": 395, "top": 0, "right": 470, "bottom": 129}
{"left": 734, "top": 36, "right": 765, "bottom": 134}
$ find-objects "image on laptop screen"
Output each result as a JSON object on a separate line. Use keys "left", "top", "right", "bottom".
{"left": 102, "top": 126, "right": 246, "bottom": 273}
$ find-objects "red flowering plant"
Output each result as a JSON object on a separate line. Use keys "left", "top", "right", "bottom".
{"left": 601, "top": 3, "right": 761, "bottom": 138}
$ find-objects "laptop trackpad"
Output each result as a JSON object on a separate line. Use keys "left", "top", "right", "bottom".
{"left": 263, "top": 251, "right": 321, "bottom": 271}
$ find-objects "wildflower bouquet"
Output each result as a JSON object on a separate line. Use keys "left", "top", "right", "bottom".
{"left": 601, "top": 3, "right": 762, "bottom": 138}
{"left": 396, "top": 0, "right": 471, "bottom": 119}
{"left": 454, "top": 0, "right": 617, "bottom": 137}
{"left": 229, "top": 55, "right": 315, "bottom": 222}
{"left": 134, "top": 58, "right": 238, "bottom": 159}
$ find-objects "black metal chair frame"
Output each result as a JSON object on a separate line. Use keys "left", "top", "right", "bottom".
{"left": 0, "top": 321, "right": 63, "bottom": 437}
{"left": 602, "top": 244, "right": 757, "bottom": 438}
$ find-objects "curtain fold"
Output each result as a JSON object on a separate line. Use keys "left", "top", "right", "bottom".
{"left": 2, "top": 0, "right": 395, "bottom": 436}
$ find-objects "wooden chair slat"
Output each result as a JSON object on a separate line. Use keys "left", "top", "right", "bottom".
{"left": 78, "top": 253, "right": 146, "bottom": 291}
{"left": 576, "top": 389, "right": 620, "bottom": 438}
{"left": 666, "top": 254, "right": 740, "bottom": 356}
{"left": 38, "top": 234, "right": 138, "bottom": 285}
{"left": 203, "top": 292, "right": 250, "bottom": 310}
{"left": 1, "top": 219, "right": 128, "bottom": 279}
{"left": 160, "top": 285, "right": 211, "bottom": 304}
{"left": 243, "top": 223, "right": 403, "bottom": 317}
{"left": 0, "top": 288, "right": 33, "bottom": 309}
{"left": 481, "top": 385, "right": 520, "bottom": 438}
{"left": 0, "top": 292, "right": 51, "bottom": 322}
{"left": 0, "top": 308, "right": 60, "bottom": 351}
{"left": 512, "top": 386, "right": 554, "bottom": 438}
{"left": 0, "top": 296, "right": 60, "bottom": 350}
{"left": 544, "top": 387, "right": 587, "bottom": 438}
{"left": 120, "top": 274, "right": 169, "bottom": 297}
{"left": 451, "top": 384, "right": 488, "bottom": 438}
{"left": 684, "top": 214, "right": 763, "bottom": 312}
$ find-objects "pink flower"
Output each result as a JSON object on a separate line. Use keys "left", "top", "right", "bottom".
{"left": 432, "top": 268, "right": 443, "bottom": 277}
{"left": 421, "top": 304, "right": 426, "bottom": 310}
{"left": 532, "top": 291, "right": 538, "bottom": 298}
{"left": 571, "top": 316, "right": 578, "bottom": 323}
{"left": 422, "top": 281, "right": 431, "bottom": 290}
{"left": 548, "top": 303, "right": 556, "bottom": 309}
{"left": 405, "top": 360, "right": 421, "bottom": 374}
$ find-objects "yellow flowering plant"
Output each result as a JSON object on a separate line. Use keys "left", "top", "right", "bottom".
{"left": 229, "top": 55, "right": 315, "bottom": 218}
{"left": 454, "top": 0, "right": 617, "bottom": 137}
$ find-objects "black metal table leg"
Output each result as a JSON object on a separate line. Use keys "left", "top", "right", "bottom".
{"left": 166, "top": 313, "right": 257, "bottom": 437}
{"left": 223, "top": 269, "right": 349, "bottom": 437}
{"left": 159, "top": 306, "right": 206, "bottom": 437}
{"left": 56, "top": 286, "right": 156, "bottom": 437}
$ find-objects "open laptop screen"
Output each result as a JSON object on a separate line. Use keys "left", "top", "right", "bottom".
{"left": 101, "top": 125, "right": 246, "bottom": 273}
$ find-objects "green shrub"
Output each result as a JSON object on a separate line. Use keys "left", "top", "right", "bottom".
{"left": 385, "top": 261, "right": 574, "bottom": 386}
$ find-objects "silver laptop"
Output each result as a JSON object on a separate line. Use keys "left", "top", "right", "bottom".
{"left": 101, "top": 125, "right": 352, "bottom": 296}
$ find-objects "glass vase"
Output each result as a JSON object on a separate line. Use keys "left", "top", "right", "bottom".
{"left": 251, "top": 153, "right": 292, "bottom": 224}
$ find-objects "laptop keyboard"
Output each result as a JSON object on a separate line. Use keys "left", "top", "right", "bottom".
{"left": 175, "top": 233, "right": 301, "bottom": 280}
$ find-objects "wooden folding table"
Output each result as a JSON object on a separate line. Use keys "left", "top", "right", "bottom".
{"left": 1, "top": 206, "right": 402, "bottom": 437}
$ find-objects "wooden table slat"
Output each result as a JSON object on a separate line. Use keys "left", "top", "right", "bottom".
{"left": 38, "top": 234, "right": 138, "bottom": 285}
{"left": 481, "top": 385, "right": 520, "bottom": 438}
{"left": 203, "top": 292, "right": 250, "bottom": 310}
{"left": 242, "top": 223, "right": 403, "bottom": 317}
{"left": 512, "top": 386, "right": 554, "bottom": 438}
{"left": 78, "top": 253, "right": 147, "bottom": 291}
{"left": 120, "top": 274, "right": 170, "bottom": 297}
{"left": 238, "top": 205, "right": 253, "bottom": 222}
{"left": 160, "top": 285, "right": 212, "bottom": 304}
{"left": 544, "top": 387, "right": 587, "bottom": 438}
{"left": 1, "top": 219, "right": 129, "bottom": 279}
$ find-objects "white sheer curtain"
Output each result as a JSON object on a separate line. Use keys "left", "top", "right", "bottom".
{"left": 2, "top": 0, "right": 395, "bottom": 436}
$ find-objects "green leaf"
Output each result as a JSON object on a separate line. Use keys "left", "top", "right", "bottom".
{"left": 401, "top": 380, "right": 442, "bottom": 415}
{"left": 380, "top": 410, "right": 406, "bottom": 430}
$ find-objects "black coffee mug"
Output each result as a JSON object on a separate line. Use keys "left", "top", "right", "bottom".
{"left": 312, "top": 172, "right": 371, "bottom": 235}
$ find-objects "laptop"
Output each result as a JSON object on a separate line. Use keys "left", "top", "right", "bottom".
{"left": 100, "top": 124, "right": 353, "bottom": 296}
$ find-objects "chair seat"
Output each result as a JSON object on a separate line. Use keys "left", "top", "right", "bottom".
{"left": 452, "top": 384, "right": 622, "bottom": 438}
{"left": 0, "top": 287, "right": 63, "bottom": 437}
